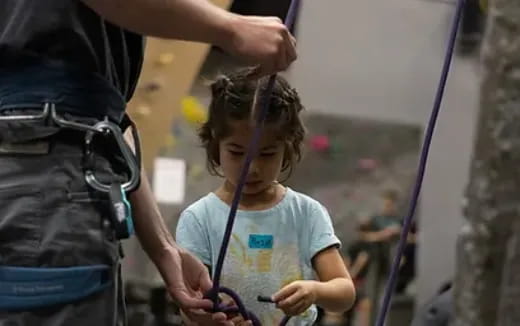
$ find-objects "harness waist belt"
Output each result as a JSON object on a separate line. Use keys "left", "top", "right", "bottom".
{"left": 0, "top": 265, "right": 112, "bottom": 311}
{"left": 0, "top": 58, "right": 126, "bottom": 123}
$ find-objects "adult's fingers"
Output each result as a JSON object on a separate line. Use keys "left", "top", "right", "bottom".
{"left": 174, "top": 291, "right": 213, "bottom": 311}
{"left": 286, "top": 34, "right": 297, "bottom": 65}
{"left": 199, "top": 269, "right": 213, "bottom": 293}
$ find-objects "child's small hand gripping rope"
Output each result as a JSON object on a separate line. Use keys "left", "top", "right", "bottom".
{"left": 202, "top": 1, "right": 300, "bottom": 325}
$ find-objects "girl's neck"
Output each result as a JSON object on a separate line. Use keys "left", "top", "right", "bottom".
{"left": 215, "top": 181, "right": 286, "bottom": 211}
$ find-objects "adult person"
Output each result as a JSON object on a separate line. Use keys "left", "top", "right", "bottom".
{"left": 0, "top": 1, "right": 297, "bottom": 325}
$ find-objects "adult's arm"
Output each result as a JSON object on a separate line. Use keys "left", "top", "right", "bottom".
{"left": 81, "top": 0, "right": 297, "bottom": 75}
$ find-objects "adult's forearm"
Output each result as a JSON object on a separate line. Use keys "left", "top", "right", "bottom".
{"left": 129, "top": 168, "right": 177, "bottom": 263}
{"left": 128, "top": 168, "right": 190, "bottom": 291}
{"left": 82, "top": 0, "right": 235, "bottom": 48}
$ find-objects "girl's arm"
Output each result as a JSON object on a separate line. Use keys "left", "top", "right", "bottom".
{"left": 312, "top": 247, "right": 356, "bottom": 312}
{"left": 273, "top": 246, "right": 356, "bottom": 315}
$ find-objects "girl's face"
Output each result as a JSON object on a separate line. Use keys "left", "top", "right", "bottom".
{"left": 219, "top": 120, "right": 285, "bottom": 195}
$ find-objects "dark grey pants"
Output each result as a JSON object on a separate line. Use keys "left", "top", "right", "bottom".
{"left": 0, "top": 117, "right": 128, "bottom": 325}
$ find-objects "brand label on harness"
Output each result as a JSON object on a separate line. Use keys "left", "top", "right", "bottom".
{"left": 114, "top": 202, "right": 126, "bottom": 222}
{"left": 12, "top": 283, "right": 65, "bottom": 294}
{"left": 248, "top": 234, "right": 274, "bottom": 249}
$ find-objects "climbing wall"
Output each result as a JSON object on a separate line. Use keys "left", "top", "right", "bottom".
{"left": 454, "top": 0, "right": 520, "bottom": 324}
{"left": 287, "top": 112, "right": 422, "bottom": 246}
{"left": 121, "top": 0, "right": 231, "bottom": 283}
{"left": 126, "top": 0, "right": 231, "bottom": 172}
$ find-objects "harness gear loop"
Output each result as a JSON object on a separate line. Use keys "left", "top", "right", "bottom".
{"left": 0, "top": 104, "right": 50, "bottom": 121}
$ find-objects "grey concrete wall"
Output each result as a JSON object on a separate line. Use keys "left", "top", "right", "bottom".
{"left": 284, "top": 0, "right": 480, "bottom": 306}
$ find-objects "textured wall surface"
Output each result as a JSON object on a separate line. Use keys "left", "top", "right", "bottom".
{"left": 454, "top": 0, "right": 520, "bottom": 324}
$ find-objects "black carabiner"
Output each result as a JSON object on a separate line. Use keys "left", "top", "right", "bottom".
{"left": 84, "top": 120, "right": 140, "bottom": 194}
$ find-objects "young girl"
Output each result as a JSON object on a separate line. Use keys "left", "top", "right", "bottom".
{"left": 176, "top": 70, "right": 355, "bottom": 326}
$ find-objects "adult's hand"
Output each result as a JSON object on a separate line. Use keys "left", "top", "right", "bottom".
{"left": 161, "top": 247, "right": 233, "bottom": 325}
{"left": 83, "top": 0, "right": 297, "bottom": 77}
{"left": 223, "top": 15, "right": 297, "bottom": 77}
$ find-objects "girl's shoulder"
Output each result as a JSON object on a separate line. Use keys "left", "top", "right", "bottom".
{"left": 180, "top": 192, "right": 226, "bottom": 220}
{"left": 283, "top": 187, "right": 328, "bottom": 215}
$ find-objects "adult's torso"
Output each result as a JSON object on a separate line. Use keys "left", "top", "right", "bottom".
{"left": 0, "top": 0, "right": 144, "bottom": 101}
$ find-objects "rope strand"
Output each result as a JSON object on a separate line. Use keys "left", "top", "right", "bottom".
{"left": 374, "top": 0, "right": 465, "bottom": 324}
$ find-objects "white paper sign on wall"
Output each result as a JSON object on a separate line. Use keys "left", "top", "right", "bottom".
{"left": 153, "top": 158, "right": 186, "bottom": 204}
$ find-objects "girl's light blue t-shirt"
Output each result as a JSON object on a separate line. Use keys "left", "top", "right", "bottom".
{"left": 176, "top": 187, "right": 341, "bottom": 326}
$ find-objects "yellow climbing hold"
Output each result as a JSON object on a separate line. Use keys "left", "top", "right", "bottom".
{"left": 181, "top": 96, "right": 208, "bottom": 125}
{"left": 188, "top": 164, "right": 205, "bottom": 180}
{"left": 135, "top": 105, "right": 152, "bottom": 117}
{"left": 157, "top": 53, "right": 175, "bottom": 66}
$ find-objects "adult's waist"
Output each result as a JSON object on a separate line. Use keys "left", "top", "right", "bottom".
{"left": 0, "top": 61, "right": 126, "bottom": 123}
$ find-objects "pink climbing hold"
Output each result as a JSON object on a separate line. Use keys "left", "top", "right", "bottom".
{"left": 310, "top": 135, "right": 330, "bottom": 152}
{"left": 358, "top": 158, "right": 378, "bottom": 170}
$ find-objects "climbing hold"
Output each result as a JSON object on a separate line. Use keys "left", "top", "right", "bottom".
{"left": 310, "top": 135, "right": 330, "bottom": 152}
{"left": 358, "top": 158, "right": 378, "bottom": 171}
{"left": 135, "top": 105, "right": 152, "bottom": 117}
{"left": 181, "top": 96, "right": 208, "bottom": 125}
{"left": 156, "top": 53, "right": 175, "bottom": 66}
{"left": 188, "top": 164, "right": 205, "bottom": 180}
{"left": 142, "top": 81, "right": 162, "bottom": 93}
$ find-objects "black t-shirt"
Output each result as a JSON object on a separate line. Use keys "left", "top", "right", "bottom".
{"left": 0, "top": 0, "right": 144, "bottom": 102}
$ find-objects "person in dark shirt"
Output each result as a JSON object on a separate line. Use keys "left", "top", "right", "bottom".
{"left": 343, "top": 221, "right": 373, "bottom": 326}
{"left": 0, "top": 1, "right": 297, "bottom": 326}
{"left": 321, "top": 220, "right": 373, "bottom": 326}
{"left": 359, "top": 190, "right": 402, "bottom": 280}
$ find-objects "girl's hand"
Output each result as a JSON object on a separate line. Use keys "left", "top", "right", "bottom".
{"left": 220, "top": 295, "right": 252, "bottom": 326}
{"left": 272, "top": 280, "right": 317, "bottom": 316}
{"left": 230, "top": 315, "right": 253, "bottom": 326}
{"left": 182, "top": 308, "right": 233, "bottom": 326}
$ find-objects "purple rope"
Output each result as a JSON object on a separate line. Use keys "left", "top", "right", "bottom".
{"left": 206, "top": 0, "right": 301, "bottom": 325}
{"left": 374, "top": 0, "right": 465, "bottom": 325}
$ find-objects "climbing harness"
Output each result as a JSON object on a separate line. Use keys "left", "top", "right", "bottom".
{"left": 0, "top": 102, "right": 141, "bottom": 310}
{"left": 0, "top": 265, "right": 112, "bottom": 310}
{"left": 205, "top": 0, "right": 466, "bottom": 324}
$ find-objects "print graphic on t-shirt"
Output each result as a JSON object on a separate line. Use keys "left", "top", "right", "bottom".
{"left": 249, "top": 234, "right": 274, "bottom": 249}
{"left": 224, "top": 231, "right": 312, "bottom": 325}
